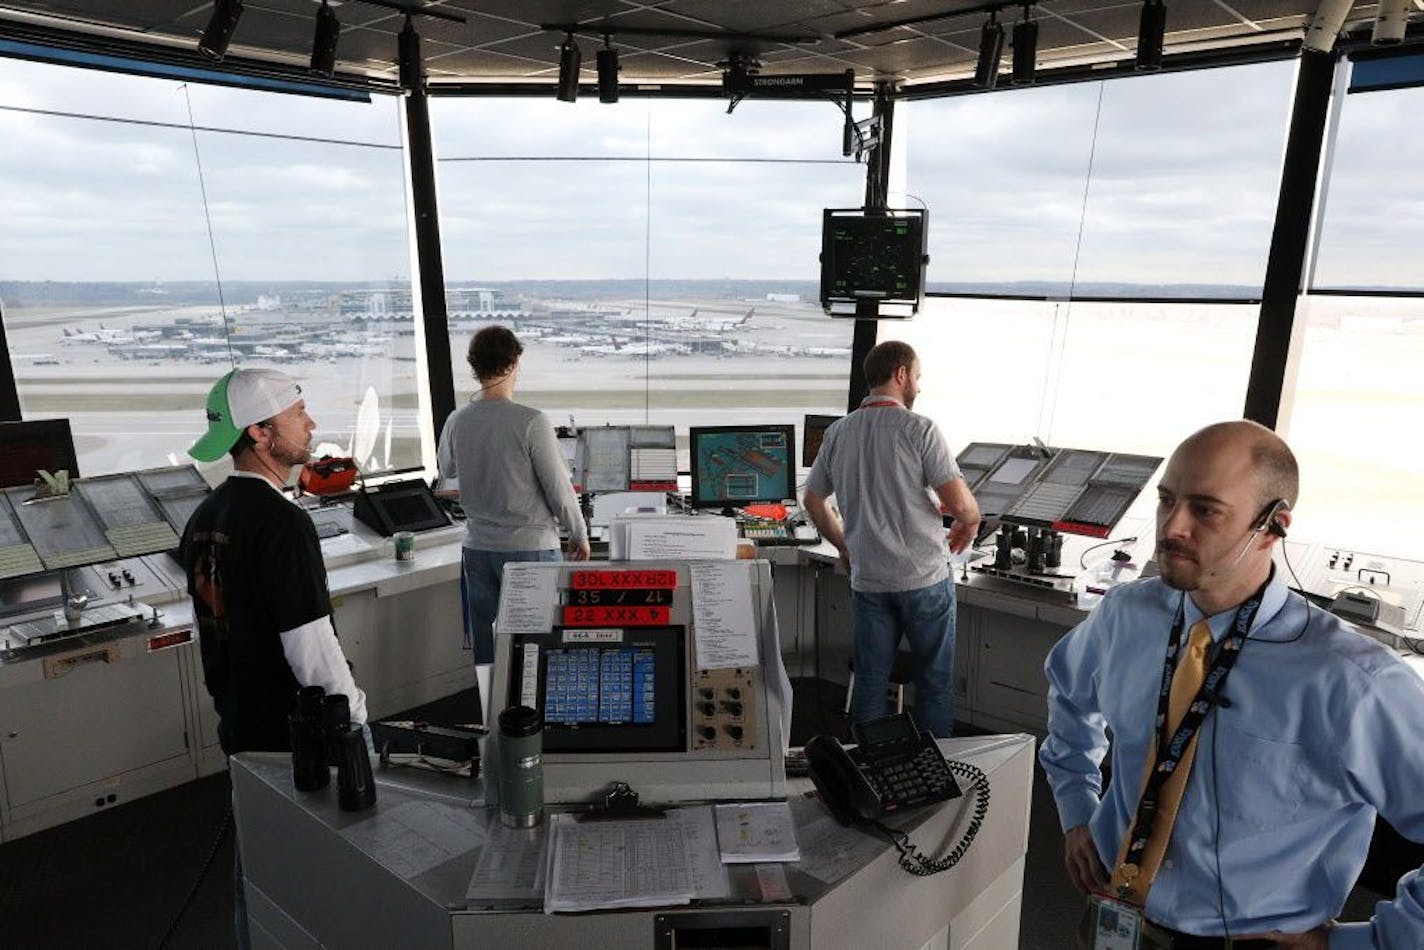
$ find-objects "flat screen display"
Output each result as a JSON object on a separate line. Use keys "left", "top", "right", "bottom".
{"left": 802, "top": 414, "right": 840, "bottom": 468}
{"left": 0, "top": 419, "right": 79, "bottom": 490}
{"left": 544, "top": 646, "right": 656, "bottom": 725}
{"left": 820, "top": 208, "right": 927, "bottom": 309}
{"left": 688, "top": 425, "right": 796, "bottom": 509}
{"left": 511, "top": 626, "right": 685, "bottom": 754}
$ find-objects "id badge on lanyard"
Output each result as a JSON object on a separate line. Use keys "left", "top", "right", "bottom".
{"left": 1088, "top": 894, "right": 1142, "bottom": 950}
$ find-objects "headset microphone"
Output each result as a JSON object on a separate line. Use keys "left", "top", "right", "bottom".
{"left": 1204, "top": 499, "right": 1290, "bottom": 579}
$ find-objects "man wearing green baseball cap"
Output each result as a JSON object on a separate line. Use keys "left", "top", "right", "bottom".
{"left": 179, "top": 367, "right": 367, "bottom": 948}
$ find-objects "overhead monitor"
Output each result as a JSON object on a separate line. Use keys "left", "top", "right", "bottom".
{"left": 688, "top": 425, "right": 796, "bottom": 509}
{"left": 820, "top": 208, "right": 928, "bottom": 318}
{"left": 802, "top": 414, "right": 841, "bottom": 468}
{"left": 0, "top": 419, "right": 79, "bottom": 490}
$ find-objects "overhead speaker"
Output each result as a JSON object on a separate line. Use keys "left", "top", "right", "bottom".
{"left": 198, "top": 0, "right": 244, "bottom": 61}
{"left": 557, "top": 35, "right": 582, "bottom": 102}
{"left": 1135, "top": 0, "right": 1166, "bottom": 71}
{"left": 973, "top": 15, "right": 1005, "bottom": 89}
{"left": 310, "top": 1, "right": 340, "bottom": 78}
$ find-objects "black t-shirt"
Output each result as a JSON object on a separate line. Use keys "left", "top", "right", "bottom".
{"left": 179, "top": 475, "right": 332, "bottom": 755}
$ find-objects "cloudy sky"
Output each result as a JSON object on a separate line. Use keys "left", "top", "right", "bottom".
{"left": 0, "top": 53, "right": 1420, "bottom": 289}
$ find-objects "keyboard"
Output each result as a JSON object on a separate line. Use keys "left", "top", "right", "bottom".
{"left": 739, "top": 522, "right": 822, "bottom": 546}
{"left": 106, "top": 522, "right": 181, "bottom": 558}
{"left": 0, "top": 543, "right": 43, "bottom": 579}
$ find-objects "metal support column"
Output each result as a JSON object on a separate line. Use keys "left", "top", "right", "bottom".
{"left": 403, "top": 87, "right": 456, "bottom": 450}
{"left": 1243, "top": 52, "right": 1336, "bottom": 427}
{"left": 0, "top": 303, "right": 21, "bottom": 421}
{"left": 847, "top": 84, "right": 896, "bottom": 412}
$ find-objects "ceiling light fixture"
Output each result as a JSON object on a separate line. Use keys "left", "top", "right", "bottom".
{"left": 310, "top": 0, "right": 341, "bottom": 78}
{"left": 1136, "top": 0, "right": 1166, "bottom": 71}
{"left": 557, "top": 33, "right": 582, "bottom": 103}
{"left": 1012, "top": 5, "right": 1038, "bottom": 86}
{"left": 973, "top": 12, "right": 1004, "bottom": 89}
{"left": 597, "top": 35, "right": 620, "bottom": 104}
{"left": 198, "top": 0, "right": 244, "bottom": 61}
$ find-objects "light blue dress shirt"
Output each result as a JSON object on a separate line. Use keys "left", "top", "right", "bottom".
{"left": 1040, "top": 570, "right": 1424, "bottom": 948}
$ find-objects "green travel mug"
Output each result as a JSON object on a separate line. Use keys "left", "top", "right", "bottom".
{"left": 497, "top": 705, "right": 544, "bottom": 828}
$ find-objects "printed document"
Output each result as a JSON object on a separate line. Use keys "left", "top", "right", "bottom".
{"left": 544, "top": 812, "right": 695, "bottom": 912}
{"left": 689, "top": 561, "right": 759, "bottom": 669}
{"left": 497, "top": 563, "right": 559, "bottom": 633}
{"left": 714, "top": 801, "right": 800, "bottom": 863}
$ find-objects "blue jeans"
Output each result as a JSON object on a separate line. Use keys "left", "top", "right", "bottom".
{"left": 849, "top": 578, "right": 956, "bottom": 738}
{"left": 461, "top": 548, "right": 561, "bottom": 664}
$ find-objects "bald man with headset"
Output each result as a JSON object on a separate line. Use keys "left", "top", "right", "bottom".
{"left": 1040, "top": 420, "right": 1424, "bottom": 949}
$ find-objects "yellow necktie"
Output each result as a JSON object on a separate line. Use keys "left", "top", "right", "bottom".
{"left": 1110, "top": 618, "right": 1213, "bottom": 904}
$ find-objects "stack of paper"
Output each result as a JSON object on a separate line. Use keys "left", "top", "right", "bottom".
{"left": 544, "top": 813, "right": 696, "bottom": 912}
{"left": 608, "top": 514, "right": 738, "bottom": 560}
{"left": 713, "top": 802, "right": 801, "bottom": 863}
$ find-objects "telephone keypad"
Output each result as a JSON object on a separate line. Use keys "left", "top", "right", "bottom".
{"left": 864, "top": 744, "right": 957, "bottom": 813}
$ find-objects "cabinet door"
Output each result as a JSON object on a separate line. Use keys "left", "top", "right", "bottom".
{"left": 0, "top": 642, "right": 190, "bottom": 807}
{"left": 972, "top": 611, "right": 1068, "bottom": 733}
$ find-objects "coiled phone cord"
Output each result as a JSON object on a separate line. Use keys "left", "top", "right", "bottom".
{"left": 875, "top": 760, "right": 990, "bottom": 877}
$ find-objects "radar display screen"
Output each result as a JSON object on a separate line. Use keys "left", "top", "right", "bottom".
{"left": 820, "top": 209, "right": 927, "bottom": 308}
{"left": 688, "top": 425, "right": 795, "bottom": 508}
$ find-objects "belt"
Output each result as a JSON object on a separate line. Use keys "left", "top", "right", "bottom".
{"left": 1142, "top": 920, "right": 1275, "bottom": 950}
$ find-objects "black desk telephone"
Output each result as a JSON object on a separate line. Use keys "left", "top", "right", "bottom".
{"left": 805, "top": 712, "right": 962, "bottom": 826}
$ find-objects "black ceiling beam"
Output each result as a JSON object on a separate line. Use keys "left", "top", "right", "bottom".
{"left": 352, "top": 0, "right": 466, "bottom": 25}
{"left": 835, "top": 2, "right": 1026, "bottom": 41}
{"left": 0, "top": 21, "right": 387, "bottom": 99}
{"left": 539, "top": 23, "right": 820, "bottom": 45}
{"left": 424, "top": 80, "right": 875, "bottom": 100}
{"left": 894, "top": 38, "right": 1302, "bottom": 101}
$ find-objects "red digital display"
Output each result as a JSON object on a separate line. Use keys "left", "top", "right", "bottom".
{"left": 147, "top": 629, "right": 194, "bottom": 652}
{"left": 571, "top": 570, "right": 678, "bottom": 590}
{"left": 562, "top": 605, "right": 672, "bottom": 626}
{"left": 1052, "top": 521, "right": 1111, "bottom": 539}
{"left": 628, "top": 480, "right": 678, "bottom": 492}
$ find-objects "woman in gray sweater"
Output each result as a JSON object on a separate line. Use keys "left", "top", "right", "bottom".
{"left": 437, "top": 326, "right": 590, "bottom": 719}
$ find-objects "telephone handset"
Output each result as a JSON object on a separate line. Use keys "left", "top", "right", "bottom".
{"left": 805, "top": 712, "right": 962, "bottom": 827}
{"left": 804, "top": 733, "right": 883, "bottom": 825}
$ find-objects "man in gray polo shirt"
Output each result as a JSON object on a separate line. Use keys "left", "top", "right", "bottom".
{"left": 803, "top": 340, "right": 980, "bottom": 737}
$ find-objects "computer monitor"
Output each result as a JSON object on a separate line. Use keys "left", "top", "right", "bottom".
{"left": 802, "top": 414, "right": 841, "bottom": 468}
{"left": 507, "top": 626, "right": 686, "bottom": 754}
{"left": 820, "top": 208, "right": 928, "bottom": 316}
{"left": 688, "top": 425, "right": 796, "bottom": 509}
{"left": 0, "top": 419, "right": 80, "bottom": 490}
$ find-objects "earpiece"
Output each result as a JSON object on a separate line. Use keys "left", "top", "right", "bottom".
{"left": 1255, "top": 498, "right": 1289, "bottom": 539}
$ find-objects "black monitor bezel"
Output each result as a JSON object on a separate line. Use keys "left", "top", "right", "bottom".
{"left": 801, "top": 414, "right": 841, "bottom": 469}
{"left": 0, "top": 418, "right": 80, "bottom": 490}
{"left": 819, "top": 207, "right": 929, "bottom": 310}
{"left": 688, "top": 424, "right": 797, "bottom": 509}
{"left": 509, "top": 626, "right": 686, "bottom": 754}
